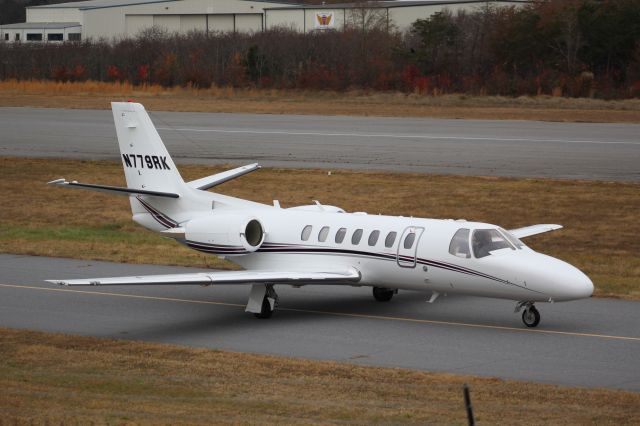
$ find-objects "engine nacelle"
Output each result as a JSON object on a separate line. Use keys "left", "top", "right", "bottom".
{"left": 185, "top": 214, "right": 265, "bottom": 254}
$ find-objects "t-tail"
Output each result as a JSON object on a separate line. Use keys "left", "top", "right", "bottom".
{"left": 48, "top": 102, "right": 267, "bottom": 232}
{"left": 112, "top": 102, "right": 187, "bottom": 197}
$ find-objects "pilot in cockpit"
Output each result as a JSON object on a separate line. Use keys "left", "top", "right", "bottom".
{"left": 472, "top": 230, "right": 493, "bottom": 258}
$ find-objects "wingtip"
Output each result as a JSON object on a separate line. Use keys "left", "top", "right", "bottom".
{"left": 45, "top": 279, "right": 68, "bottom": 286}
{"left": 47, "top": 178, "right": 66, "bottom": 185}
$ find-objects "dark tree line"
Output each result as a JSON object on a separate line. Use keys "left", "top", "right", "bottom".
{"left": 1, "top": 0, "right": 639, "bottom": 98}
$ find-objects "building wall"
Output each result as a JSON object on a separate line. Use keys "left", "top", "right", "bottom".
{"left": 208, "top": 15, "right": 234, "bottom": 33}
{"left": 265, "top": 9, "right": 304, "bottom": 32}
{"left": 389, "top": 4, "right": 483, "bottom": 29}
{"left": 27, "top": 7, "right": 83, "bottom": 24}
{"left": 180, "top": 15, "right": 206, "bottom": 32}
{"left": 82, "top": 0, "right": 291, "bottom": 39}
{"left": 19, "top": 1, "right": 527, "bottom": 41}
{"left": 0, "top": 26, "right": 82, "bottom": 42}
{"left": 265, "top": 2, "right": 527, "bottom": 33}
{"left": 83, "top": 7, "right": 126, "bottom": 39}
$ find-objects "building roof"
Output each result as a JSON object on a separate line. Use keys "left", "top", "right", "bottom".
{"left": 0, "top": 22, "right": 82, "bottom": 29}
{"left": 265, "top": 0, "right": 528, "bottom": 10}
{"left": 29, "top": 0, "right": 303, "bottom": 11}
{"left": 29, "top": 0, "right": 176, "bottom": 10}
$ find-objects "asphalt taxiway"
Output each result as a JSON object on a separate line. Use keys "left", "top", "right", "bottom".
{"left": 1, "top": 107, "right": 639, "bottom": 181}
{"left": 1, "top": 254, "right": 638, "bottom": 391}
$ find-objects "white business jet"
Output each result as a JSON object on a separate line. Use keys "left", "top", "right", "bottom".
{"left": 47, "top": 102, "right": 593, "bottom": 327}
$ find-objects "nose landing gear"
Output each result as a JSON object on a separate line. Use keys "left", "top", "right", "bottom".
{"left": 515, "top": 301, "right": 540, "bottom": 328}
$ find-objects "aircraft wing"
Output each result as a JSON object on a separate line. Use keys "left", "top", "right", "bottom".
{"left": 46, "top": 269, "right": 361, "bottom": 286}
{"left": 509, "top": 224, "right": 563, "bottom": 239}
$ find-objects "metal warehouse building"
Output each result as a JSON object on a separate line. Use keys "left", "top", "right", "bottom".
{"left": 1, "top": 0, "right": 528, "bottom": 42}
{"left": 264, "top": 1, "right": 527, "bottom": 33}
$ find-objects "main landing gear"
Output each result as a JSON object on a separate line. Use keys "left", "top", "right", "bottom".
{"left": 372, "top": 287, "right": 396, "bottom": 302}
{"left": 515, "top": 301, "right": 540, "bottom": 328}
{"left": 246, "top": 284, "right": 278, "bottom": 319}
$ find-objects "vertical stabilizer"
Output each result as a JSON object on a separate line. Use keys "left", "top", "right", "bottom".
{"left": 111, "top": 102, "right": 185, "bottom": 195}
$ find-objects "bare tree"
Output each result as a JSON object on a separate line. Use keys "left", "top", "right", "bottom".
{"left": 344, "top": 1, "right": 393, "bottom": 33}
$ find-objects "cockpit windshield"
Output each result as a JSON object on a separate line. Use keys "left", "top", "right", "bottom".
{"left": 498, "top": 227, "right": 525, "bottom": 249}
{"left": 472, "top": 229, "right": 515, "bottom": 258}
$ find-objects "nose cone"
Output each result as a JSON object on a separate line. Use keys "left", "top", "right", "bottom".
{"left": 561, "top": 265, "right": 594, "bottom": 300}
{"left": 536, "top": 254, "right": 594, "bottom": 301}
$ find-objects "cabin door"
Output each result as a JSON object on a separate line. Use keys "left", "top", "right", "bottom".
{"left": 397, "top": 226, "right": 424, "bottom": 268}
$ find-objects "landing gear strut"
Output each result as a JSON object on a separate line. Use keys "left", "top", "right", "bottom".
{"left": 372, "top": 287, "right": 396, "bottom": 302}
{"left": 246, "top": 284, "right": 278, "bottom": 319}
{"left": 515, "top": 301, "right": 540, "bottom": 328}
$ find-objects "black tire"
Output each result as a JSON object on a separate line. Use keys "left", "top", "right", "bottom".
{"left": 372, "top": 287, "right": 394, "bottom": 302}
{"left": 254, "top": 296, "right": 273, "bottom": 319}
{"left": 522, "top": 305, "right": 540, "bottom": 327}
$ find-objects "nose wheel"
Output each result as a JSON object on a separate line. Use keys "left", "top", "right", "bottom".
{"left": 515, "top": 302, "right": 540, "bottom": 328}
{"left": 522, "top": 306, "right": 540, "bottom": 327}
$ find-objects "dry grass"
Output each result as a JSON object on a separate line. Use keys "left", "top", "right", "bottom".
{"left": 0, "top": 157, "right": 638, "bottom": 299}
{"left": 1, "top": 79, "right": 639, "bottom": 122}
{"left": 1, "top": 326, "right": 638, "bottom": 425}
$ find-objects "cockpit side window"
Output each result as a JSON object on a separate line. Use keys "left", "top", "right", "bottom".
{"left": 448, "top": 228, "right": 471, "bottom": 258}
{"left": 472, "top": 229, "right": 515, "bottom": 258}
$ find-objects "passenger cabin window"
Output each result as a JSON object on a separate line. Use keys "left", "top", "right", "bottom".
{"left": 68, "top": 33, "right": 81, "bottom": 41}
{"left": 351, "top": 229, "right": 363, "bottom": 245}
{"left": 335, "top": 228, "right": 346, "bottom": 243}
{"left": 449, "top": 228, "right": 471, "bottom": 258}
{"left": 472, "top": 229, "right": 515, "bottom": 258}
{"left": 318, "top": 226, "right": 330, "bottom": 242}
{"left": 26, "top": 33, "right": 42, "bottom": 41}
{"left": 301, "top": 225, "right": 312, "bottom": 241}
{"left": 368, "top": 230, "right": 380, "bottom": 246}
{"left": 47, "top": 33, "right": 63, "bottom": 41}
{"left": 403, "top": 232, "right": 416, "bottom": 249}
{"left": 385, "top": 231, "right": 397, "bottom": 248}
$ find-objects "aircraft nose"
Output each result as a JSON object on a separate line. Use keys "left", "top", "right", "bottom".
{"left": 544, "top": 256, "right": 593, "bottom": 301}
{"left": 565, "top": 267, "right": 594, "bottom": 299}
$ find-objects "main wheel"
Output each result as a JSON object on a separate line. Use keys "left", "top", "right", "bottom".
{"left": 254, "top": 296, "right": 274, "bottom": 319}
{"left": 372, "top": 287, "right": 394, "bottom": 302}
{"left": 522, "top": 305, "right": 540, "bottom": 328}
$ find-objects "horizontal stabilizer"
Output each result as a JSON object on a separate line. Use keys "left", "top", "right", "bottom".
{"left": 46, "top": 269, "right": 361, "bottom": 287}
{"left": 187, "top": 163, "right": 260, "bottom": 191}
{"left": 48, "top": 179, "right": 179, "bottom": 198}
{"left": 509, "top": 224, "right": 563, "bottom": 239}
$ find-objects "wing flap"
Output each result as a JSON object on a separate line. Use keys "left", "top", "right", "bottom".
{"left": 46, "top": 269, "right": 361, "bottom": 287}
{"left": 509, "top": 224, "right": 563, "bottom": 239}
